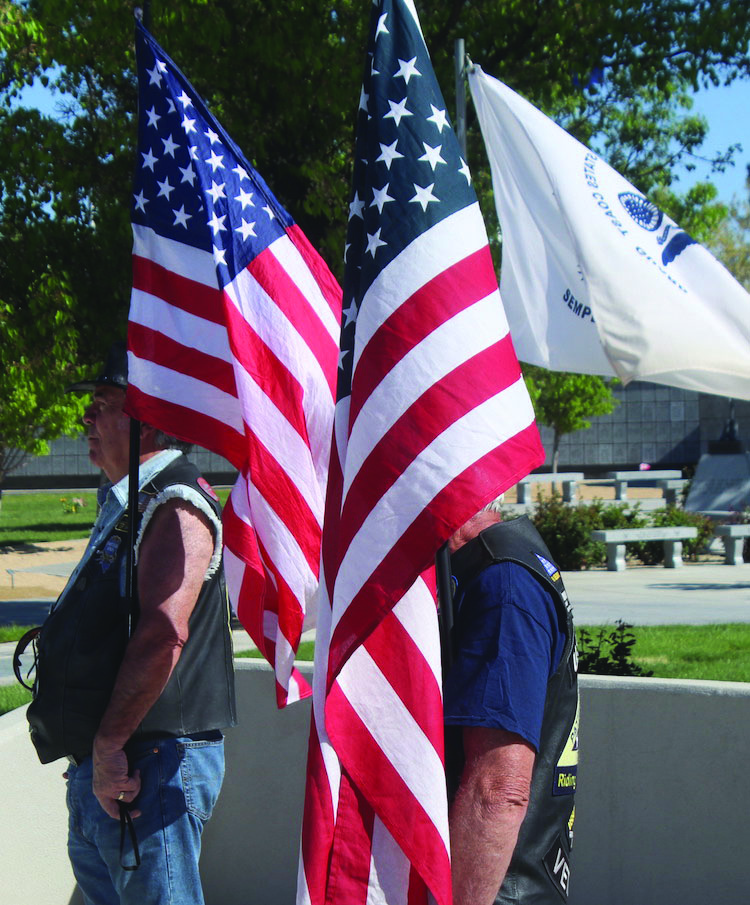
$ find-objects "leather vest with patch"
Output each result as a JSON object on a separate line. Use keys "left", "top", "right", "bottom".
{"left": 446, "top": 516, "right": 579, "bottom": 904}
{"left": 27, "top": 456, "right": 237, "bottom": 764}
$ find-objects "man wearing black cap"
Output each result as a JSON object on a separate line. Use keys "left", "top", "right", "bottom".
{"left": 25, "top": 341, "right": 236, "bottom": 905}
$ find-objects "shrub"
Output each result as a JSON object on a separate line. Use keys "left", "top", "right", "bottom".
{"left": 532, "top": 491, "right": 647, "bottom": 570}
{"left": 532, "top": 491, "right": 604, "bottom": 570}
{"left": 636, "top": 506, "right": 714, "bottom": 564}
{"left": 577, "top": 620, "right": 653, "bottom": 677}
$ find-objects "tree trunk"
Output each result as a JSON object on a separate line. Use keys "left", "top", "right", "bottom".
{"left": 552, "top": 431, "right": 561, "bottom": 475}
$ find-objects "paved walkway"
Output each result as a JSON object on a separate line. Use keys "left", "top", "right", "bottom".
{"left": 564, "top": 561, "right": 750, "bottom": 625}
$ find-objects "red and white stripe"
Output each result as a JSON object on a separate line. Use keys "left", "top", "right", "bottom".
{"left": 127, "top": 222, "right": 342, "bottom": 706}
{"left": 298, "top": 202, "right": 544, "bottom": 904}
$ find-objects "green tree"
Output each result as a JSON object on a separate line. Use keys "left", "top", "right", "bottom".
{"left": 524, "top": 366, "right": 619, "bottom": 472}
{"left": 707, "top": 177, "right": 750, "bottom": 290}
{"left": 0, "top": 271, "right": 85, "bottom": 493}
{"left": 1, "top": 0, "right": 749, "bottom": 479}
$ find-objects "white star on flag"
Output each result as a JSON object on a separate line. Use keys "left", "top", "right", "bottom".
{"left": 419, "top": 142, "right": 446, "bottom": 170}
{"left": 410, "top": 181, "right": 439, "bottom": 210}
{"left": 235, "top": 188, "right": 254, "bottom": 209}
{"left": 376, "top": 139, "right": 403, "bottom": 168}
{"left": 384, "top": 96, "right": 411, "bottom": 126}
{"left": 394, "top": 56, "right": 420, "bottom": 82}
{"left": 235, "top": 219, "right": 257, "bottom": 241}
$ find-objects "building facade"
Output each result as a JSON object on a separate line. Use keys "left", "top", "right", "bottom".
{"left": 4, "top": 383, "right": 748, "bottom": 488}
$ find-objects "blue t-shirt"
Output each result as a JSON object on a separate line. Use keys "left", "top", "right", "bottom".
{"left": 443, "top": 560, "right": 567, "bottom": 752}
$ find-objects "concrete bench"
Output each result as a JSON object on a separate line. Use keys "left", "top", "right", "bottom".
{"left": 604, "top": 470, "right": 682, "bottom": 501}
{"left": 516, "top": 472, "right": 584, "bottom": 504}
{"left": 590, "top": 526, "right": 698, "bottom": 571}
{"left": 5, "top": 562, "right": 77, "bottom": 588}
{"left": 656, "top": 478, "right": 689, "bottom": 506}
{"left": 713, "top": 525, "right": 750, "bottom": 566}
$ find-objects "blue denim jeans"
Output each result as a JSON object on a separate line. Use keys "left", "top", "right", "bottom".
{"left": 66, "top": 733, "right": 225, "bottom": 905}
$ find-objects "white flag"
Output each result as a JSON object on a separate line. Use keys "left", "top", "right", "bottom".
{"left": 469, "top": 64, "right": 750, "bottom": 400}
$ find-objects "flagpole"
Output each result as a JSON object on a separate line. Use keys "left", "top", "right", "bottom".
{"left": 124, "top": 418, "right": 141, "bottom": 630}
{"left": 436, "top": 542, "right": 454, "bottom": 672}
{"left": 454, "top": 38, "right": 467, "bottom": 160}
{"left": 127, "top": 4, "right": 149, "bottom": 623}
{"left": 437, "top": 36, "right": 468, "bottom": 674}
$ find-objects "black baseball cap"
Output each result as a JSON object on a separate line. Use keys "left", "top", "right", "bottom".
{"left": 67, "top": 340, "right": 128, "bottom": 393}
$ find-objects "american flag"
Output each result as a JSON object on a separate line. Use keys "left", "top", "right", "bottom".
{"left": 297, "top": 2, "right": 544, "bottom": 903}
{"left": 126, "top": 21, "right": 342, "bottom": 706}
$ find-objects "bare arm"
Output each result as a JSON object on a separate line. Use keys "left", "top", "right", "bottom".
{"left": 91, "top": 498, "right": 215, "bottom": 818}
{"left": 450, "top": 726, "right": 536, "bottom": 905}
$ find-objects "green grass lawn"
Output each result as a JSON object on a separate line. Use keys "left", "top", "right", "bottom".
{"left": 0, "top": 487, "right": 232, "bottom": 547}
{"left": 610, "top": 623, "right": 750, "bottom": 683}
{"left": 0, "top": 685, "right": 32, "bottom": 715}
{"left": 0, "top": 624, "right": 37, "bottom": 643}
{"left": 235, "top": 639, "right": 316, "bottom": 661}
{"left": 0, "top": 492, "right": 97, "bottom": 545}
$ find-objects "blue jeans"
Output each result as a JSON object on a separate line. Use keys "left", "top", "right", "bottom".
{"left": 66, "top": 734, "right": 225, "bottom": 905}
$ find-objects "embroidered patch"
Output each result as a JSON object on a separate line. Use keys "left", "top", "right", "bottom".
{"left": 198, "top": 476, "right": 220, "bottom": 502}
{"left": 535, "top": 553, "right": 560, "bottom": 582}
{"left": 96, "top": 535, "right": 121, "bottom": 572}
{"left": 553, "top": 694, "right": 579, "bottom": 796}
{"left": 543, "top": 835, "right": 571, "bottom": 899}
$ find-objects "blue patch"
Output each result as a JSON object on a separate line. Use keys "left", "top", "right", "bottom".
{"left": 535, "top": 553, "right": 559, "bottom": 580}
{"left": 96, "top": 535, "right": 121, "bottom": 573}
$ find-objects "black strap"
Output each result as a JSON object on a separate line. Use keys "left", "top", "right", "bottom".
{"left": 13, "top": 626, "right": 41, "bottom": 691}
{"left": 118, "top": 801, "right": 141, "bottom": 871}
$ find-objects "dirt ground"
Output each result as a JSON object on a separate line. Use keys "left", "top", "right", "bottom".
{"left": 0, "top": 539, "right": 88, "bottom": 600}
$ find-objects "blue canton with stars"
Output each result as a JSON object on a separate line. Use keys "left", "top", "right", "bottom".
{"left": 133, "top": 21, "right": 294, "bottom": 285}
{"left": 339, "top": 0, "right": 476, "bottom": 393}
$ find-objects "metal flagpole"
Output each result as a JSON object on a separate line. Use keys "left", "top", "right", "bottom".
{"left": 124, "top": 418, "right": 141, "bottom": 626}
{"left": 436, "top": 37, "right": 470, "bottom": 674}
{"left": 126, "top": 4, "right": 150, "bottom": 620}
{"left": 454, "top": 38, "right": 467, "bottom": 161}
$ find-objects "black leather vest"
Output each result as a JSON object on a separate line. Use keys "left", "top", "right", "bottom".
{"left": 446, "top": 516, "right": 579, "bottom": 904}
{"left": 27, "top": 455, "right": 237, "bottom": 764}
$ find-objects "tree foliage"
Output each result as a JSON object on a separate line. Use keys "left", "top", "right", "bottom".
{"left": 1, "top": 0, "right": 750, "bottom": 479}
{"left": 524, "top": 366, "right": 619, "bottom": 472}
{"left": 0, "top": 270, "right": 85, "bottom": 485}
{"left": 708, "top": 177, "right": 750, "bottom": 291}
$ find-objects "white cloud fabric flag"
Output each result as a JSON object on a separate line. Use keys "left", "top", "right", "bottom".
{"left": 469, "top": 64, "right": 750, "bottom": 400}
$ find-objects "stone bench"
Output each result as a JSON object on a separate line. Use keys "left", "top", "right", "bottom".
{"left": 656, "top": 479, "right": 689, "bottom": 506}
{"left": 713, "top": 525, "right": 750, "bottom": 566}
{"left": 516, "top": 472, "right": 584, "bottom": 504}
{"left": 590, "top": 526, "right": 698, "bottom": 571}
{"left": 603, "top": 470, "right": 682, "bottom": 501}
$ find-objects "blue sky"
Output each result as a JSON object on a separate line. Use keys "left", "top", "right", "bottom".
{"left": 16, "top": 73, "right": 750, "bottom": 206}
{"left": 679, "top": 78, "right": 750, "bottom": 204}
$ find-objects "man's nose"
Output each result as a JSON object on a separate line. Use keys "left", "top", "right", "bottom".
{"left": 83, "top": 406, "right": 95, "bottom": 425}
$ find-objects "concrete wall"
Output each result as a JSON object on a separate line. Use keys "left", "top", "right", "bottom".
{"left": 2, "top": 664, "right": 749, "bottom": 905}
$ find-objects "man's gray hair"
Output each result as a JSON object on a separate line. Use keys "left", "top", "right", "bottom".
{"left": 482, "top": 494, "right": 505, "bottom": 514}
{"left": 153, "top": 430, "right": 193, "bottom": 454}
